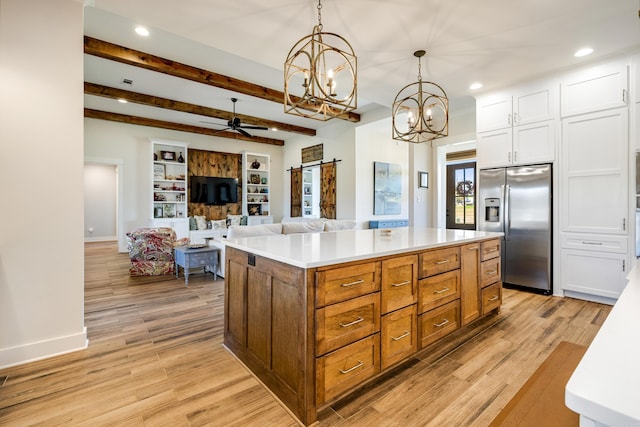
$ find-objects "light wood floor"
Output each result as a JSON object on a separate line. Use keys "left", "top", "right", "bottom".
{"left": 0, "top": 241, "right": 611, "bottom": 426}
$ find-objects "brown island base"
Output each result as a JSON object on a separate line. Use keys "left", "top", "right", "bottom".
{"left": 222, "top": 228, "right": 503, "bottom": 425}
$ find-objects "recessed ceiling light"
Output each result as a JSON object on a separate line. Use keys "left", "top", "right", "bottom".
{"left": 117, "top": 98, "right": 128, "bottom": 104}
{"left": 574, "top": 47, "right": 593, "bottom": 57}
{"left": 469, "top": 82, "right": 483, "bottom": 90}
{"left": 135, "top": 26, "right": 150, "bottom": 37}
{"left": 270, "top": 127, "right": 278, "bottom": 132}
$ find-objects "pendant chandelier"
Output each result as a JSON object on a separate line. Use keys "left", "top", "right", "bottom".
{"left": 392, "top": 50, "right": 448, "bottom": 143}
{"left": 284, "top": 0, "right": 357, "bottom": 121}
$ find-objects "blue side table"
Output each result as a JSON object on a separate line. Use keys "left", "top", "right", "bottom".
{"left": 174, "top": 246, "right": 219, "bottom": 285}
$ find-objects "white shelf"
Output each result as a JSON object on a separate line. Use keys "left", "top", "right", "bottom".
{"left": 242, "top": 151, "right": 271, "bottom": 219}
{"left": 150, "top": 139, "right": 189, "bottom": 238}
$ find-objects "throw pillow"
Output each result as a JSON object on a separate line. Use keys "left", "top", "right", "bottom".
{"left": 227, "top": 214, "right": 243, "bottom": 227}
{"left": 195, "top": 215, "right": 208, "bottom": 230}
{"left": 189, "top": 216, "right": 197, "bottom": 231}
{"left": 211, "top": 219, "right": 227, "bottom": 230}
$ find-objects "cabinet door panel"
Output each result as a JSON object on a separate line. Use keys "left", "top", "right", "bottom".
{"left": 513, "top": 85, "right": 556, "bottom": 125}
{"left": 561, "top": 61, "right": 628, "bottom": 117}
{"left": 513, "top": 120, "right": 555, "bottom": 165}
{"left": 561, "top": 249, "right": 627, "bottom": 300}
{"left": 381, "top": 255, "right": 418, "bottom": 314}
{"left": 476, "top": 128, "right": 513, "bottom": 169}
{"left": 381, "top": 305, "right": 417, "bottom": 370}
{"left": 460, "top": 243, "right": 480, "bottom": 326}
{"left": 476, "top": 93, "right": 511, "bottom": 132}
{"left": 561, "top": 109, "right": 628, "bottom": 234}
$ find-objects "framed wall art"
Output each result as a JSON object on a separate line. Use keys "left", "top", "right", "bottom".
{"left": 418, "top": 171, "right": 429, "bottom": 188}
{"left": 374, "top": 161, "right": 402, "bottom": 215}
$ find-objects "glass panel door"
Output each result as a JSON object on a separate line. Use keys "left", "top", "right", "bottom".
{"left": 446, "top": 161, "right": 476, "bottom": 230}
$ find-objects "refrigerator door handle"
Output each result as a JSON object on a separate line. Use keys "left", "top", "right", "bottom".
{"left": 503, "top": 184, "right": 511, "bottom": 239}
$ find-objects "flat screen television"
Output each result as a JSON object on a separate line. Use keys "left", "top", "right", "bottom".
{"left": 190, "top": 176, "right": 238, "bottom": 205}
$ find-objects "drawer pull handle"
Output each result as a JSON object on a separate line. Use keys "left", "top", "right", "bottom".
{"left": 339, "top": 360, "right": 364, "bottom": 374}
{"left": 434, "top": 287, "right": 450, "bottom": 294}
{"left": 391, "top": 280, "right": 410, "bottom": 287}
{"left": 434, "top": 319, "right": 450, "bottom": 328}
{"left": 433, "top": 259, "right": 450, "bottom": 265}
{"left": 485, "top": 270, "right": 497, "bottom": 275}
{"left": 340, "top": 279, "right": 365, "bottom": 287}
{"left": 487, "top": 295, "right": 500, "bottom": 301}
{"left": 485, "top": 247, "right": 498, "bottom": 252}
{"left": 392, "top": 331, "right": 410, "bottom": 341}
{"left": 340, "top": 317, "right": 364, "bottom": 328}
{"left": 582, "top": 241, "right": 603, "bottom": 245}
{"left": 468, "top": 245, "right": 479, "bottom": 250}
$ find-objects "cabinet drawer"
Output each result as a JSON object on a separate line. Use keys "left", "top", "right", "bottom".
{"left": 419, "top": 247, "right": 460, "bottom": 278}
{"left": 418, "top": 270, "right": 460, "bottom": 314}
{"left": 381, "top": 255, "right": 418, "bottom": 314}
{"left": 316, "top": 334, "right": 380, "bottom": 405}
{"left": 418, "top": 300, "right": 460, "bottom": 349}
{"left": 189, "top": 252, "right": 216, "bottom": 266}
{"left": 480, "top": 239, "right": 501, "bottom": 261}
{"left": 316, "top": 293, "right": 380, "bottom": 356}
{"left": 381, "top": 304, "right": 417, "bottom": 370}
{"left": 480, "top": 257, "right": 501, "bottom": 288}
{"left": 316, "top": 262, "right": 380, "bottom": 308}
{"left": 481, "top": 282, "right": 502, "bottom": 314}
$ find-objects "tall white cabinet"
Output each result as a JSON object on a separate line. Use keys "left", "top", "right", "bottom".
{"left": 302, "top": 167, "right": 320, "bottom": 218}
{"left": 559, "top": 60, "right": 630, "bottom": 303}
{"left": 151, "top": 139, "right": 189, "bottom": 239}
{"left": 242, "top": 151, "right": 273, "bottom": 225}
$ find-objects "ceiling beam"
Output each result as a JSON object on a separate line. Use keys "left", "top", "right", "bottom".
{"left": 84, "top": 109, "right": 285, "bottom": 146}
{"left": 84, "top": 82, "right": 316, "bottom": 137}
{"left": 84, "top": 36, "right": 360, "bottom": 123}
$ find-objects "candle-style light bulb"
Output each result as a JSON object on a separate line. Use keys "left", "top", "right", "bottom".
{"left": 326, "top": 68, "right": 336, "bottom": 96}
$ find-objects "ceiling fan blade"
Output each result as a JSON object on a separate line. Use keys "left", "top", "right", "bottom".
{"left": 237, "top": 128, "right": 252, "bottom": 138}
{"left": 240, "top": 125, "right": 269, "bottom": 130}
{"left": 212, "top": 127, "right": 231, "bottom": 135}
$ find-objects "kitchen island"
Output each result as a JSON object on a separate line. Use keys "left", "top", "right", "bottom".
{"left": 223, "top": 227, "right": 503, "bottom": 425}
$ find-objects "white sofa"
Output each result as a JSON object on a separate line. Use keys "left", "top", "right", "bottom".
{"left": 209, "top": 218, "right": 358, "bottom": 277}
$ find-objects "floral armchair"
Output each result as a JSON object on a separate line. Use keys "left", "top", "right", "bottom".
{"left": 126, "top": 227, "right": 181, "bottom": 276}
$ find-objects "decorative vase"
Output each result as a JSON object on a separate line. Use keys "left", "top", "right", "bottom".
{"left": 251, "top": 159, "right": 261, "bottom": 169}
{"left": 178, "top": 152, "right": 184, "bottom": 163}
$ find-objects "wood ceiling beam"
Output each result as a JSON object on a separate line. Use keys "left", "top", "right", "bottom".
{"left": 84, "top": 36, "right": 361, "bottom": 123}
{"left": 84, "top": 109, "right": 284, "bottom": 146}
{"left": 84, "top": 82, "right": 316, "bottom": 137}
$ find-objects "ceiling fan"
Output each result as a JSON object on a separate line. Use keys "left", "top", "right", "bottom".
{"left": 203, "top": 97, "right": 268, "bottom": 137}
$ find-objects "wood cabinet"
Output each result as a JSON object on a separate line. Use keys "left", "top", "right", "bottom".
{"left": 224, "top": 236, "right": 502, "bottom": 426}
{"left": 481, "top": 282, "right": 502, "bottom": 315}
{"left": 460, "top": 243, "right": 480, "bottom": 326}
{"left": 381, "top": 255, "right": 418, "bottom": 314}
{"left": 381, "top": 304, "right": 417, "bottom": 370}
{"left": 476, "top": 82, "right": 557, "bottom": 168}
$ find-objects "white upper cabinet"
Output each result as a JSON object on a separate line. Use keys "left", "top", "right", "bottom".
{"left": 560, "top": 60, "right": 628, "bottom": 117}
{"left": 476, "top": 82, "right": 557, "bottom": 133}
{"left": 476, "top": 82, "right": 557, "bottom": 169}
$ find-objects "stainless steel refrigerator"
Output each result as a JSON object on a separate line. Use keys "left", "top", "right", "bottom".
{"left": 478, "top": 164, "right": 552, "bottom": 294}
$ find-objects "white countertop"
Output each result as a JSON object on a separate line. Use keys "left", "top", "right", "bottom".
{"left": 565, "top": 260, "right": 640, "bottom": 426}
{"left": 223, "top": 227, "right": 503, "bottom": 268}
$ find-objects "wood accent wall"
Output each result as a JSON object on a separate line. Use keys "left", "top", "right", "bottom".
{"left": 187, "top": 149, "right": 242, "bottom": 220}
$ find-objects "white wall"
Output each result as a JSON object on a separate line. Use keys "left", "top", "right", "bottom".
{"left": 0, "top": 0, "right": 87, "bottom": 368}
{"left": 84, "top": 164, "right": 117, "bottom": 241}
{"left": 84, "top": 118, "right": 285, "bottom": 251}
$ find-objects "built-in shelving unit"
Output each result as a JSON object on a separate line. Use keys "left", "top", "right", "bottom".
{"left": 302, "top": 167, "right": 320, "bottom": 218}
{"left": 151, "top": 139, "right": 189, "bottom": 238}
{"left": 242, "top": 151, "right": 273, "bottom": 225}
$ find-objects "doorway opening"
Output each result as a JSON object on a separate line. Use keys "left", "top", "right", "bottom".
{"left": 446, "top": 160, "right": 476, "bottom": 230}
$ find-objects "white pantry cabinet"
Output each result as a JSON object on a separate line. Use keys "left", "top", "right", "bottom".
{"left": 560, "top": 108, "right": 629, "bottom": 235}
{"left": 561, "top": 248, "right": 627, "bottom": 302}
{"left": 476, "top": 81, "right": 557, "bottom": 168}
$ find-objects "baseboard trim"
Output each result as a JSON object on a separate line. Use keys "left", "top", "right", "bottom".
{"left": 0, "top": 327, "right": 88, "bottom": 369}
